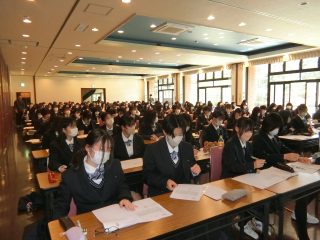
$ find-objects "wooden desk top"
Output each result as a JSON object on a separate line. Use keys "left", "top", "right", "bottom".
{"left": 266, "top": 172, "right": 320, "bottom": 194}
{"left": 77, "top": 134, "right": 88, "bottom": 139}
{"left": 36, "top": 172, "right": 61, "bottom": 190}
{"left": 25, "top": 138, "right": 42, "bottom": 144}
{"left": 32, "top": 149, "right": 49, "bottom": 159}
{"left": 195, "top": 149, "right": 210, "bottom": 161}
{"left": 278, "top": 134, "right": 318, "bottom": 141}
{"left": 23, "top": 126, "right": 34, "bottom": 130}
{"left": 48, "top": 178, "right": 275, "bottom": 240}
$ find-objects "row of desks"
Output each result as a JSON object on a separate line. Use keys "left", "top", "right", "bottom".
{"left": 46, "top": 170, "right": 320, "bottom": 240}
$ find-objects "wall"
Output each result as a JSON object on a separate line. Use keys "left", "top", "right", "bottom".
{"left": 10, "top": 75, "right": 35, "bottom": 105}
{"left": 10, "top": 75, "right": 144, "bottom": 104}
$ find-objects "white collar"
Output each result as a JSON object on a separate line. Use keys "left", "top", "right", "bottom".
{"left": 268, "top": 134, "right": 274, "bottom": 140}
{"left": 65, "top": 138, "right": 74, "bottom": 145}
{"left": 83, "top": 156, "right": 98, "bottom": 174}
{"left": 122, "top": 132, "right": 133, "bottom": 142}
{"left": 238, "top": 137, "right": 246, "bottom": 148}
{"left": 165, "top": 138, "right": 179, "bottom": 153}
{"left": 106, "top": 125, "right": 113, "bottom": 130}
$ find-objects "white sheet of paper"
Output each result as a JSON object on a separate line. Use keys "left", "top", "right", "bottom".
{"left": 25, "top": 139, "right": 41, "bottom": 143}
{"left": 120, "top": 158, "right": 143, "bottom": 170}
{"left": 232, "top": 167, "right": 297, "bottom": 189}
{"left": 170, "top": 184, "right": 204, "bottom": 201}
{"left": 278, "top": 134, "right": 318, "bottom": 141}
{"left": 92, "top": 198, "right": 172, "bottom": 230}
{"left": 203, "top": 185, "right": 227, "bottom": 200}
{"left": 288, "top": 162, "right": 320, "bottom": 174}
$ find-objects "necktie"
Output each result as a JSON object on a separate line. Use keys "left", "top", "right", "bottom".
{"left": 125, "top": 139, "right": 132, "bottom": 147}
{"left": 170, "top": 151, "right": 178, "bottom": 162}
{"left": 69, "top": 144, "right": 74, "bottom": 152}
{"left": 242, "top": 147, "right": 246, "bottom": 157}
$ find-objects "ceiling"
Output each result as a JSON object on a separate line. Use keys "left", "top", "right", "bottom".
{"left": 0, "top": 0, "right": 319, "bottom": 78}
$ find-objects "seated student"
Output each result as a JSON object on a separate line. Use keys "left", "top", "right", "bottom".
{"left": 48, "top": 117, "right": 82, "bottom": 173}
{"left": 313, "top": 103, "right": 320, "bottom": 121}
{"left": 113, "top": 116, "right": 145, "bottom": 160}
{"left": 279, "top": 110, "right": 293, "bottom": 135}
{"left": 99, "top": 111, "right": 120, "bottom": 137}
{"left": 42, "top": 116, "right": 63, "bottom": 149}
{"left": 291, "top": 104, "right": 310, "bottom": 134}
{"left": 51, "top": 105, "right": 61, "bottom": 118}
{"left": 221, "top": 117, "right": 265, "bottom": 239}
{"left": 202, "top": 111, "right": 228, "bottom": 144}
{"left": 224, "top": 104, "right": 233, "bottom": 124}
{"left": 73, "top": 109, "right": 81, "bottom": 121}
{"left": 196, "top": 106, "right": 211, "bottom": 131}
{"left": 250, "top": 106, "right": 262, "bottom": 132}
{"left": 114, "top": 107, "right": 125, "bottom": 126}
{"left": 138, "top": 110, "right": 163, "bottom": 140}
{"left": 53, "top": 129, "right": 134, "bottom": 219}
{"left": 180, "top": 113, "right": 200, "bottom": 149}
{"left": 36, "top": 108, "right": 52, "bottom": 137}
{"left": 226, "top": 108, "right": 242, "bottom": 130}
{"left": 143, "top": 114, "right": 201, "bottom": 197}
{"left": 76, "top": 110, "right": 95, "bottom": 134}
{"left": 252, "top": 113, "right": 318, "bottom": 240}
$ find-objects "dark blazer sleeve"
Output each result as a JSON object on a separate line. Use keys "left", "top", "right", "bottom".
{"left": 113, "top": 159, "right": 133, "bottom": 202}
{"left": 133, "top": 134, "right": 145, "bottom": 158}
{"left": 222, "top": 138, "right": 255, "bottom": 178}
{"left": 143, "top": 145, "right": 169, "bottom": 190}
{"left": 48, "top": 141, "right": 62, "bottom": 171}
{"left": 53, "top": 172, "right": 72, "bottom": 219}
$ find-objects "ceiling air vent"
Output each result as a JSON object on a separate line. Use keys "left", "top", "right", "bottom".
{"left": 238, "top": 38, "right": 265, "bottom": 46}
{"left": 152, "top": 22, "right": 193, "bottom": 36}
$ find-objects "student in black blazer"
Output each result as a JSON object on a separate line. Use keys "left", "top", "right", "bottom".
{"left": 221, "top": 117, "right": 265, "bottom": 179}
{"left": 99, "top": 111, "right": 120, "bottom": 137}
{"left": 76, "top": 110, "right": 96, "bottom": 134}
{"left": 48, "top": 118, "right": 82, "bottom": 173}
{"left": 138, "top": 110, "right": 163, "bottom": 141}
{"left": 202, "top": 111, "right": 228, "bottom": 144}
{"left": 291, "top": 104, "right": 310, "bottom": 134}
{"left": 113, "top": 116, "right": 145, "bottom": 160}
{"left": 53, "top": 129, "right": 134, "bottom": 219}
{"left": 143, "top": 114, "right": 201, "bottom": 197}
{"left": 196, "top": 106, "right": 210, "bottom": 131}
{"left": 252, "top": 113, "right": 318, "bottom": 240}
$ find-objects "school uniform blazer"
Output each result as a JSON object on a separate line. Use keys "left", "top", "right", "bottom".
{"left": 252, "top": 131, "right": 291, "bottom": 168}
{"left": 202, "top": 124, "right": 228, "bottom": 143}
{"left": 291, "top": 116, "right": 308, "bottom": 134}
{"left": 143, "top": 138, "right": 197, "bottom": 196}
{"left": 76, "top": 119, "right": 95, "bottom": 134}
{"left": 48, "top": 137, "right": 82, "bottom": 171}
{"left": 53, "top": 158, "right": 132, "bottom": 219}
{"left": 138, "top": 122, "right": 163, "bottom": 140}
{"left": 196, "top": 114, "right": 209, "bottom": 131}
{"left": 113, "top": 133, "right": 145, "bottom": 160}
{"left": 221, "top": 135, "right": 255, "bottom": 179}
{"left": 99, "top": 124, "right": 121, "bottom": 137}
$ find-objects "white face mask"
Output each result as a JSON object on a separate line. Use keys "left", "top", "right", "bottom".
{"left": 167, "top": 135, "right": 183, "bottom": 148}
{"left": 186, "top": 126, "right": 190, "bottom": 132}
{"left": 69, "top": 127, "right": 78, "bottom": 137}
{"left": 154, "top": 117, "right": 158, "bottom": 123}
{"left": 90, "top": 150, "right": 110, "bottom": 165}
{"left": 269, "top": 128, "right": 279, "bottom": 136}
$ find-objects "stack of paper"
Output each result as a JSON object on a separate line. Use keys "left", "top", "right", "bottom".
{"left": 288, "top": 162, "right": 320, "bottom": 174}
{"left": 232, "top": 167, "right": 297, "bottom": 189}
{"left": 120, "top": 158, "right": 143, "bottom": 170}
{"left": 203, "top": 185, "right": 227, "bottom": 200}
{"left": 170, "top": 184, "right": 205, "bottom": 201}
{"left": 92, "top": 198, "right": 172, "bottom": 230}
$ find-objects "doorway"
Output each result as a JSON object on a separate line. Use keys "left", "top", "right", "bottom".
{"left": 81, "top": 88, "right": 106, "bottom": 102}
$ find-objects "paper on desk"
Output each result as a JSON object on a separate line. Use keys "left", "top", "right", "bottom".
{"left": 120, "top": 158, "right": 143, "bottom": 170}
{"left": 288, "top": 162, "right": 320, "bottom": 174}
{"left": 25, "top": 139, "right": 41, "bottom": 143}
{"left": 170, "top": 184, "right": 205, "bottom": 201}
{"left": 92, "top": 198, "right": 172, "bottom": 230}
{"left": 232, "top": 167, "right": 297, "bottom": 189}
{"left": 278, "top": 134, "right": 318, "bottom": 141}
{"left": 203, "top": 185, "right": 227, "bottom": 200}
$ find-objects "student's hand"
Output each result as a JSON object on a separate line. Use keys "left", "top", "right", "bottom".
{"left": 191, "top": 164, "right": 201, "bottom": 175}
{"left": 166, "top": 179, "right": 177, "bottom": 191}
{"left": 256, "top": 169, "right": 261, "bottom": 174}
{"left": 298, "top": 157, "right": 311, "bottom": 164}
{"left": 119, "top": 199, "right": 136, "bottom": 211}
{"left": 150, "top": 134, "right": 159, "bottom": 141}
{"left": 254, "top": 159, "right": 265, "bottom": 169}
{"left": 284, "top": 153, "right": 299, "bottom": 162}
{"left": 58, "top": 165, "right": 68, "bottom": 173}
{"left": 193, "top": 148, "right": 199, "bottom": 156}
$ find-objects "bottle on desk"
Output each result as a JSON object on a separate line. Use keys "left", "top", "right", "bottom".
{"left": 217, "top": 135, "right": 224, "bottom": 147}
{"left": 48, "top": 170, "right": 57, "bottom": 183}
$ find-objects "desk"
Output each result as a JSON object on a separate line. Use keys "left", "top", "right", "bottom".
{"left": 48, "top": 178, "right": 275, "bottom": 240}
{"left": 32, "top": 149, "right": 49, "bottom": 159}
{"left": 278, "top": 134, "right": 319, "bottom": 152}
{"left": 37, "top": 172, "right": 61, "bottom": 217}
{"left": 25, "top": 138, "right": 42, "bottom": 145}
{"left": 266, "top": 172, "right": 320, "bottom": 239}
{"left": 32, "top": 149, "right": 49, "bottom": 172}
{"left": 77, "top": 134, "right": 88, "bottom": 140}
{"left": 23, "top": 126, "right": 34, "bottom": 130}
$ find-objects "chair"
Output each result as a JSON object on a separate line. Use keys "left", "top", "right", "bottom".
{"left": 209, "top": 146, "right": 223, "bottom": 181}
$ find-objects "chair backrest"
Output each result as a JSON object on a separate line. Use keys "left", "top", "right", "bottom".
{"left": 68, "top": 198, "right": 77, "bottom": 217}
{"left": 199, "top": 130, "right": 204, "bottom": 148}
{"left": 210, "top": 146, "right": 223, "bottom": 181}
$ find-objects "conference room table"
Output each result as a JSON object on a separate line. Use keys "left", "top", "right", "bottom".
{"left": 48, "top": 178, "right": 275, "bottom": 240}
{"left": 278, "top": 134, "right": 319, "bottom": 152}
{"left": 32, "top": 149, "right": 49, "bottom": 172}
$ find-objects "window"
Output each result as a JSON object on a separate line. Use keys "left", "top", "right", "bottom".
{"left": 158, "top": 77, "right": 175, "bottom": 105}
{"left": 252, "top": 64, "right": 268, "bottom": 106}
{"left": 303, "top": 57, "right": 319, "bottom": 69}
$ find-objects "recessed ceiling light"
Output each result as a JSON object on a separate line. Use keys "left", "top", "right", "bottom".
{"left": 21, "top": 62, "right": 26, "bottom": 64}
{"left": 288, "top": 33, "right": 295, "bottom": 36}
{"left": 122, "top": 0, "right": 131, "bottom": 3}
{"left": 207, "top": 15, "right": 215, "bottom": 21}
{"left": 155, "top": 52, "right": 160, "bottom": 55}
{"left": 159, "top": 59, "right": 163, "bottom": 62}
{"left": 150, "top": 24, "right": 157, "bottom": 28}
{"left": 51, "top": 68, "right": 55, "bottom": 71}
{"left": 67, "top": 52, "right": 72, "bottom": 55}
{"left": 203, "top": 33, "right": 208, "bottom": 36}
{"left": 22, "top": 16, "right": 32, "bottom": 24}
{"left": 75, "top": 44, "right": 81, "bottom": 47}
{"left": 238, "top": 22, "right": 246, "bottom": 27}
{"left": 131, "top": 49, "right": 136, "bottom": 53}
{"left": 59, "top": 59, "right": 65, "bottom": 62}
{"left": 22, "top": 34, "right": 30, "bottom": 38}
{"left": 204, "top": 37, "right": 209, "bottom": 40}
{"left": 171, "top": 37, "right": 177, "bottom": 40}
{"left": 92, "top": 67, "right": 96, "bottom": 70}
{"left": 117, "top": 30, "right": 124, "bottom": 34}
{"left": 176, "top": 54, "right": 181, "bottom": 57}
{"left": 139, "top": 57, "right": 143, "bottom": 60}
{"left": 265, "top": 28, "right": 272, "bottom": 32}
{"left": 136, "top": 59, "right": 140, "bottom": 62}
{"left": 118, "top": 56, "right": 122, "bottom": 58}
{"left": 21, "top": 68, "right": 25, "bottom": 71}
{"left": 213, "top": 43, "right": 219, "bottom": 46}
{"left": 219, "top": 36, "right": 224, "bottom": 39}
{"left": 147, "top": 62, "right": 151, "bottom": 64}
{"left": 218, "top": 32, "right": 224, "bottom": 35}
{"left": 54, "top": 65, "right": 58, "bottom": 68}
{"left": 91, "top": 27, "right": 99, "bottom": 32}
{"left": 78, "top": 57, "right": 83, "bottom": 60}
{"left": 21, "top": 57, "right": 26, "bottom": 60}
{"left": 47, "top": 71, "right": 51, "bottom": 73}
{"left": 21, "top": 51, "right": 27, "bottom": 54}
{"left": 116, "top": 60, "right": 120, "bottom": 62}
